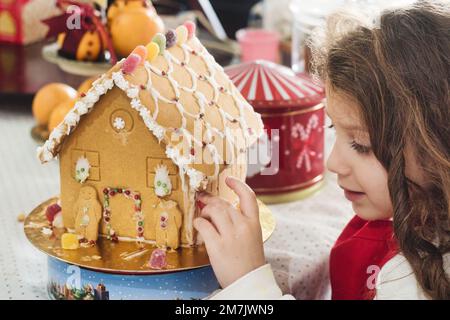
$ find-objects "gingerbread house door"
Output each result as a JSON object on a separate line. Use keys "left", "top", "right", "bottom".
{"left": 103, "top": 187, "right": 143, "bottom": 239}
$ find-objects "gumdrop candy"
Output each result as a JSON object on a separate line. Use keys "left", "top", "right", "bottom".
{"left": 146, "top": 42, "right": 160, "bottom": 62}
{"left": 46, "top": 203, "right": 61, "bottom": 222}
{"left": 196, "top": 199, "right": 206, "bottom": 210}
{"left": 175, "top": 25, "right": 188, "bottom": 45}
{"left": 131, "top": 45, "right": 148, "bottom": 63}
{"left": 148, "top": 249, "right": 167, "bottom": 270}
{"left": 61, "top": 233, "right": 79, "bottom": 250}
{"left": 122, "top": 53, "right": 141, "bottom": 74}
{"left": 52, "top": 211, "right": 64, "bottom": 229}
{"left": 165, "top": 29, "right": 177, "bottom": 48}
{"left": 152, "top": 33, "right": 166, "bottom": 53}
{"left": 184, "top": 21, "right": 196, "bottom": 39}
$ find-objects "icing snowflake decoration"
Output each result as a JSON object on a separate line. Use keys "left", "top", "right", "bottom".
{"left": 75, "top": 157, "right": 90, "bottom": 183}
{"left": 113, "top": 117, "right": 125, "bottom": 130}
{"left": 154, "top": 165, "right": 172, "bottom": 197}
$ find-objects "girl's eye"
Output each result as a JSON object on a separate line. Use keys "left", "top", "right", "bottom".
{"left": 327, "top": 124, "right": 335, "bottom": 129}
{"left": 349, "top": 140, "right": 371, "bottom": 154}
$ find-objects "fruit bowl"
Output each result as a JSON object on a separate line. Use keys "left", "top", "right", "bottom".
{"left": 42, "top": 43, "right": 113, "bottom": 77}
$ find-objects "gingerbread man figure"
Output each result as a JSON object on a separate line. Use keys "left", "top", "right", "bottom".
{"left": 154, "top": 200, "right": 182, "bottom": 250}
{"left": 74, "top": 185, "right": 102, "bottom": 243}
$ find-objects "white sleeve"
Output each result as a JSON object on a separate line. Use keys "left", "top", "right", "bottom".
{"left": 375, "top": 254, "right": 429, "bottom": 300}
{"left": 206, "top": 264, "right": 296, "bottom": 300}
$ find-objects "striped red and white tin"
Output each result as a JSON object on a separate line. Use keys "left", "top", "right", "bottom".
{"left": 226, "top": 60, "right": 324, "bottom": 109}
{"left": 225, "top": 60, "right": 326, "bottom": 203}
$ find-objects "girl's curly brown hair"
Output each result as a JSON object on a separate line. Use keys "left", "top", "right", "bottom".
{"left": 310, "top": 1, "right": 450, "bottom": 299}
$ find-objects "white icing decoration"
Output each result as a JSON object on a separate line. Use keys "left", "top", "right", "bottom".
{"left": 93, "top": 84, "right": 107, "bottom": 95}
{"left": 131, "top": 98, "right": 141, "bottom": 110}
{"left": 154, "top": 165, "right": 172, "bottom": 197}
{"left": 75, "top": 157, "right": 90, "bottom": 183}
{"left": 41, "top": 227, "right": 53, "bottom": 236}
{"left": 64, "top": 111, "right": 80, "bottom": 127}
{"left": 74, "top": 101, "right": 88, "bottom": 114}
{"left": 112, "top": 71, "right": 129, "bottom": 90}
{"left": 113, "top": 117, "right": 126, "bottom": 130}
{"left": 49, "top": 125, "right": 65, "bottom": 142}
{"left": 84, "top": 91, "right": 99, "bottom": 104}
{"left": 127, "top": 87, "right": 139, "bottom": 99}
{"left": 186, "top": 167, "right": 205, "bottom": 190}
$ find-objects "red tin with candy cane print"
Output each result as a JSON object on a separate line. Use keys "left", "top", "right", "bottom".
{"left": 225, "top": 60, "right": 326, "bottom": 203}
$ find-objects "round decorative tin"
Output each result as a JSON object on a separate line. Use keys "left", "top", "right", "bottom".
{"left": 46, "top": 257, "right": 218, "bottom": 300}
{"left": 226, "top": 60, "right": 326, "bottom": 204}
{"left": 25, "top": 197, "right": 276, "bottom": 299}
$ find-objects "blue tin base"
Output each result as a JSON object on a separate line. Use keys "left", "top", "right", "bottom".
{"left": 47, "top": 257, "right": 220, "bottom": 300}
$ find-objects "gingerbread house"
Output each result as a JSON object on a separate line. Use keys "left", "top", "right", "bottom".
{"left": 37, "top": 22, "right": 264, "bottom": 249}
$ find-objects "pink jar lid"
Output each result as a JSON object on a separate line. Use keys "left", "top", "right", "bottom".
{"left": 225, "top": 60, "right": 325, "bottom": 109}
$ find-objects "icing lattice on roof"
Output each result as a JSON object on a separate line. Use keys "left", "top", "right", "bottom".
{"left": 37, "top": 35, "right": 264, "bottom": 191}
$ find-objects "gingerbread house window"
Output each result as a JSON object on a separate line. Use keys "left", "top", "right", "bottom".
{"left": 146, "top": 157, "right": 178, "bottom": 190}
{"left": 110, "top": 109, "right": 133, "bottom": 133}
{"left": 71, "top": 149, "right": 100, "bottom": 181}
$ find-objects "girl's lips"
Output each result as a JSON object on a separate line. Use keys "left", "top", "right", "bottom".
{"left": 343, "top": 189, "right": 365, "bottom": 202}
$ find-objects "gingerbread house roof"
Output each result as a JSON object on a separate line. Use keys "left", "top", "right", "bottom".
{"left": 37, "top": 29, "right": 264, "bottom": 191}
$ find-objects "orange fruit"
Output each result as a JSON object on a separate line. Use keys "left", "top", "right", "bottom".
{"left": 76, "top": 30, "right": 102, "bottom": 62}
{"left": 110, "top": 7, "right": 164, "bottom": 57}
{"left": 107, "top": 0, "right": 157, "bottom": 23}
{"left": 48, "top": 99, "right": 76, "bottom": 132}
{"left": 57, "top": 33, "right": 66, "bottom": 48}
{"left": 32, "top": 83, "right": 77, "bottom": 125}
{"left": 77, "top": 77, "right": 97, "bottom": 95}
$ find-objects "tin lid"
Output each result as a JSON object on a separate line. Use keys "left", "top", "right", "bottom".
{"left": 225, "top": 60, "right": 325, "bottom": 109}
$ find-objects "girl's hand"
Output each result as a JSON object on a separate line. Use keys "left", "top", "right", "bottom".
{"left": 193, "top": 176, "right": 265, "bottom": 288}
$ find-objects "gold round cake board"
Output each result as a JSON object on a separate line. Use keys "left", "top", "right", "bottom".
{"left": 256, "top": 179, "right": 325, "bottom": 204}
{"left": 24, "top": 197, "right": 276, "bottom": 275}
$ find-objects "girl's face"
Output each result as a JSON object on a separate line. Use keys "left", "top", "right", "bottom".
{"left": 325, "top": 87, "right": 393, "bottom": 221}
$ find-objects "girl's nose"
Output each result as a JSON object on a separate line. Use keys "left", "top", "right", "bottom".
{"left": 326, "top": 143, "right": 351, "bottom": 176}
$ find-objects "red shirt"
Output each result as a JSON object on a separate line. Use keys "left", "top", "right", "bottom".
{"left": 329, "top": 215, "right": 399, "bottom": 300}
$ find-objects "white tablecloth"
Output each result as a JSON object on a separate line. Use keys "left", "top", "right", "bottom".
{"left": 0, "top": 107, "right": 352, "bottom": 300}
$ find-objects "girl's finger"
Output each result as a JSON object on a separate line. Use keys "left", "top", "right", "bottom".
{"left": 193, "top": 217, "right": 220, "bottom": 246}
{"left": 197, "top": 192, "right": 216, "bottom": 206}
{"left": 200, "top": 203, "right": 234, "bottom": 236}
{"left": 225, "top": 176, "right": 259, "bottom": 219}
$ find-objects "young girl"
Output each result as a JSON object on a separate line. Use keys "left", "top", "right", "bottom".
{"left": 194, "top": 1, "right": 450, "bottom": 300}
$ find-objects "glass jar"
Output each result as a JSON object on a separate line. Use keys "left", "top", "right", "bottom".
{"left": 290, "top": 0, "right": 416, "bottom": 74}
{"left": 290, "top": 0, "right": 345, "bottom": 74}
